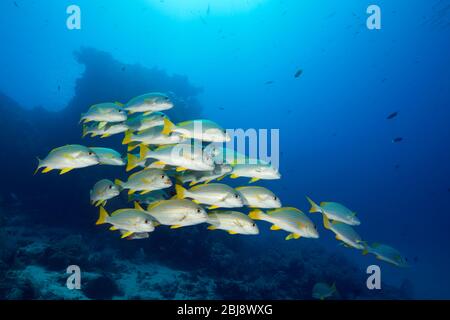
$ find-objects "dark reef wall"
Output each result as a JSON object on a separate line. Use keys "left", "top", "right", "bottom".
{"left": 0, "top": 47, "right": 202, "bottom": 227}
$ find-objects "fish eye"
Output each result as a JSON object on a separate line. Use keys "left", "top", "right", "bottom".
{"left": 197, "top": 209, "right": 201, "bottom": 213}
{"left": 273, "top": 196, "right": 277, "bottom": 201}
{"left": 164, "top": 97, "right": 169, "bottom": 101}
{"left": 234, "top": 194, "right": 239, "bottom": 198}
{"left": 88, "top": 152, "right": 93, "bottom": 156}
{"left": 109, "top": 185, "right": 113, "bottom": 189}
{"left": 144, "top": 219, "right": 149, "bottom": 224}
{"left": 252, "top": 223, "right": 256, "bottom": 227}
{"left": 161, "top": 175, "right": 165, "bottom": 179}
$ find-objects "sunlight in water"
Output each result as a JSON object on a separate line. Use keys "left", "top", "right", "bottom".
{"left": 148, "top": 0, "right": 267, "bottom": 18}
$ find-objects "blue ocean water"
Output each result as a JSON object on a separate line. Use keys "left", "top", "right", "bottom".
{"left": 0, "top": 0, "right": 449, "bottom": 299}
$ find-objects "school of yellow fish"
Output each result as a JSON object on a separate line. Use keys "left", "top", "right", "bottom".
{"left": 35, "top": 92, "right": 408, "bottom": 270}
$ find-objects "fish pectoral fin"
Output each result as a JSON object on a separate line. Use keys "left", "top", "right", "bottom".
{"left": 207, "top": 225, "right": 217, "bottom": 230}
{"left": 285, "top": 233, "right": 295, "bottom": 240}
{"left": 109, "top": 226, "right": 118, "bottom": 231}
{"left": 170, "top": 225, "right": 183, "bottom": 229}
{"left": 293, "top": 233, "right": 301, "bottom": 239}
{"left": 120, "top": 231, "right": 134, "bottom": 238}
{"left": 60, "top": 168, "right": 74, "bottom": 175}
{"left": 208, "top": 205, "right": 220, "bottom": 210}
{"left": 176, "top": 167, "right": 188, "bottom": 172}
{"left": 230, "top": 174, "right": 239, "bottom": 179}
{"left": 270, "top": 225, "right": 282, "bottom": 231}
{"left": 228, "top": 231, "right": 238, "bottom": 235}
{"left": 249, "top": 177, "right": 260, "bottom": 183}
{"left": 101, "top": 133, "right": 111, "bottom": 138}
{"left": 128, "top": 189, "right": 136, "bottom": 195}
{"left": 41, "top": 167, "right": 53, "bottom": 173}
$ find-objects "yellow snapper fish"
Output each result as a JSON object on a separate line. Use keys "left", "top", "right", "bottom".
{"left": 306, "top": 196, "right": 360, "bottom": 226}
{"left": 175, "top": 164, "right": 233, "bottom": 186}
{"left": 230, "top": 163, "right": 281, "bottom": 183}
{"left": 90, "top": 179, "right": 121, "bottom": 207}
{"left": 35, "top": 144, "right": 99, "bottom": 175}
{"left": 362, "top": 243, "right": 409, "bottom": 267}
{"left": 126, "top": 153, "right": 168, "bottom": 172}
{"left": 207, "top": 211, "right": 259, "bottom": 235}
{"left": 121, "top": 231, "right": 150, "bottom": 240}
{"left": 235, "top": 186, "right": 282, "bottom": 208}
{"left": 205, "top": 145, "right": 248, "bottom": 165}
{"left": 145, "top": 199, "right": 208, "bottom": 228}
{"left": 126, "top": 112, "right": 169, "bottom": 132}
{"left": 90, "top": 147, "right": 125, "bottom": 166}
{"left": 80, "top": 103, "right": 127, "bottom": 128}
{"left": 139, "top": 144, "right": 215, "bottom": 172}
{"left": 114, "top": 168, "right": 172, "bottom": 195}
{"left": 96, "top": 202, "right": 156, "bottom": 238}
{"left": 163, "top": 119, "right": 230, "bottom": 142}
{"left": 322, "top": 215, "right": 364, "bottom": 249}
{"left": 249, "top": 208, "right": 319, "bottom": 240}
{"left": 122, "top": 126, "right": 184, "bottom": 151}
{"left": 128, "top": 189, "right": 169, "bottom": 205}
{"left": 122, "top": 92, "right": 173, "bottom": 115}
{"left": 82, "top": 122, "right": 128, "bottom": 138}
{"left": 312, "top": 282, "right": 337, "bottom": 300}
{"left": 175, "top": 183, "right": 243, "bottom": 210}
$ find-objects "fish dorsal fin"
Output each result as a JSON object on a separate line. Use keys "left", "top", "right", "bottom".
{"left": 284, "top": 207, "right": 303, "bottom": 213}
{"left": 134, "top": 202, "right": 144, "bottom": 211}
{"left": 147, "top": 200, "right": 163, "bottom": 211}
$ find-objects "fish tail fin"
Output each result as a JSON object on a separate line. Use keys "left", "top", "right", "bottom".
{"left": 82, "top": 125, "right": 88, "bottom": 138}
{"left": 175, "top": 184, "right": 186, "bottom": 199}
{"left": 122, "top": 130, "right": 133, "bottom": 145}
{"left": 161, "top": 118, "right": 175, "bottom": 135}
{"left": 126, "top": 153, "right": 139, "bottom": 172}
{"left": 33, "top": 157, "right": 42, "bottom": 175}
{"left": 139, "top": 144, "right": 150, "bottom": 160}
{"left": 306, "top": 196, "right": 322, "bottom": 213}
{"left": 96, "top": 206, "right": 109, "bottom": 225}
{"left": 322, "top": 214, "right": 331, "bottom": 230}
{"left": 248, "top": 209, "right": 265, "bottom": 220}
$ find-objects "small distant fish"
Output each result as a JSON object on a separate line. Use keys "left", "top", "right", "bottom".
{"left": 264, "top": 81, "right": 274, "bottom": 85}
{"left": 90, "top": 147, "right": 125, "bottom": 166}
{"left": 14, "top": 1, "right": 19, "bottom": 7}
{"left": 306, "top": 196, "right": 360, "bottom": 226}
{"left": 386, "top": 111, "right": 398, "bottom": 120}
{"left": 249, "top": 207, "right": 319, "bottom": 240}
{"left": 236, "top": 186, "right": 282, "bottom": 209}
{"left": 362, "top": 243, "right": 408, "bottom": 267}
{"left": 57, "top": 85, "right": 61, "bottom": 92}
{"left": 312, "top": 282, "right": 337, "bottom": 300}
{"left": 90, "top": 179, "right": 120, "bottom": 207}
{"left": 96, "top": 202, "right": 156, "bottom": 238}
{"left": 230, "top": 163, "right": 281, "bottom": 183}
{"left": 35, "top": 145, "right": 99, "bottom": 175}
{"left": 175, "top": 183, "right": 243, "bottom": 209}
{"left": 163, "top": 119, "right": 230, "bottom": 143}
{"left": 121, "top": 92, "right": 173, "bottom": 115}
{"left": 294, "top": 69, "right": 303, "bottom": 78}
{"left": 207, "top": 211, "right": 259, "bottom": 235}
{"left": 145, "top": 199, "right": 208, "bottom": 228}
{"left": 122, "top": 231, "right": 150, "bottom": 240}
{"left": 80, "top": 103, "right": 127, "bottom": 128}
{"left": 392, "top": 137, "right": 403, "bottom": 143}
{"left": 115, "top": 168, "right": 172, "bottom": 195}
{"left": 323, "top": 215, "right": 364, "bottom": 249}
